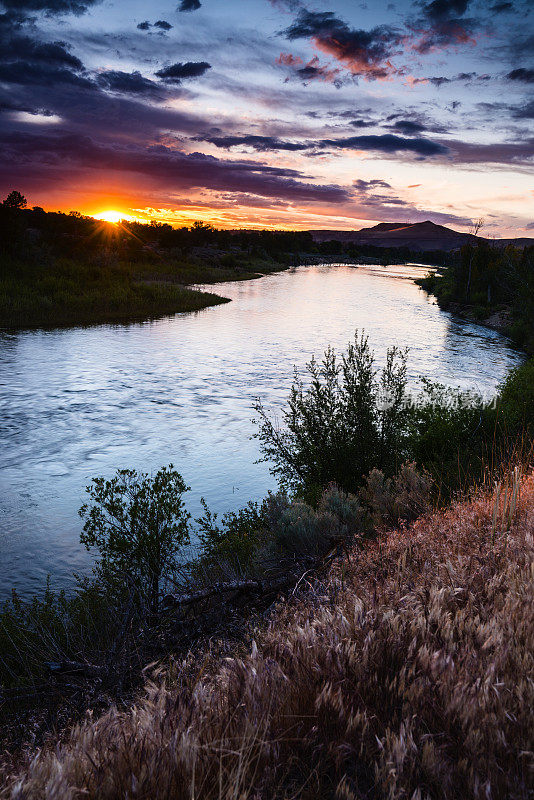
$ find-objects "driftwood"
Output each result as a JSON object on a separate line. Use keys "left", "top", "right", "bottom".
{"left": 162, "top": 574, "right": 292, "bottom": 609}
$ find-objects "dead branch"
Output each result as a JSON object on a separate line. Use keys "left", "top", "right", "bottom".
{"left": 162, "top": 574, "right": 292, "bottom": 609}
{"left": 44, "top": 661, "right": 104, "bottom": 678}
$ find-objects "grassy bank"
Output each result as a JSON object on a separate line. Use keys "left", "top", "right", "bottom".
{"left": 0, "top": 202, "right": 449, "bottom": 329}
{"left": 0, "top": 257, "right": 236, "bottom": 328}
{"left": 4, "top": 469, "right": 533, "bottom": 799}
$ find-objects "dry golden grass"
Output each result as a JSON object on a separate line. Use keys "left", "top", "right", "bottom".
{"left": 5, "top": 472, "right": 534, "bottom": 799}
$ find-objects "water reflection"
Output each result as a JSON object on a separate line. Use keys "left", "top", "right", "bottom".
{"left": 0, "top": 265, "right": 524, "bottom": 597}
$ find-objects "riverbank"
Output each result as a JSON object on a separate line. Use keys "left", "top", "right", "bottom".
{"left": 0, "top": 256, "right": 287, "bottom": 329}
{"left": 3, "top": 468, "right": 533, "bottom": 799}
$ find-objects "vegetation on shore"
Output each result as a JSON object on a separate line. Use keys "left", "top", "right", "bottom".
{"left": 416, "top": 241, "right": 534, "bottom": 353}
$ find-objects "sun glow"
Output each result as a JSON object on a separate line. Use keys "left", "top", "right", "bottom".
{"left": 93, "top": 210, "right": 133, "bottom": 224}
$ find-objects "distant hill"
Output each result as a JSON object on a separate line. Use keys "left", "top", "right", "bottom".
{"left": 309, "top": 220, "right": 534, "bottom": 252}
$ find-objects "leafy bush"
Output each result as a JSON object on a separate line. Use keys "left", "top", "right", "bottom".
{"left": 254, "top": 333, "right": 410, "bottom": 498}
{"left": 268, "top": 484, "right": 369, "bottom": 560}
{"left": 195, "top": 497, "right": 272, "bottom": 575}
{"left": 80, "top": 465, "right": 191, "bottom": 613}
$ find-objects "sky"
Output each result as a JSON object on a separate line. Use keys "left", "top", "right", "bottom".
{"left": 0, "top": 0, "right": 533, "bottom": 235}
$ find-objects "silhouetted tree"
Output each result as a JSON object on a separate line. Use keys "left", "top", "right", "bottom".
{"left": 3, "top": 190, "right": 27, "bottom": 209}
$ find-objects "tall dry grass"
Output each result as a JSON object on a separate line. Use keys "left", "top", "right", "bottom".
{"left": 5, "top": 471, "right": 534, "bottom": 799}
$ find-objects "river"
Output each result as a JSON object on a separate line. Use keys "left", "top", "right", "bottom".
{"left": 0, "top": 264, "right": 525, "bottom": 598}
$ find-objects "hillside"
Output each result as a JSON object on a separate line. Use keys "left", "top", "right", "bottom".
{"left": 5, "top": 470, "right": 533, "bottom": 799}
{"left": 309, "top": 220, "right": 534, "bottom": 252}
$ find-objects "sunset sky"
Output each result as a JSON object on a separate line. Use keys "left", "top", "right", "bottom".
{"left": 0, "top": 0, "right": 533, "bottom": 235}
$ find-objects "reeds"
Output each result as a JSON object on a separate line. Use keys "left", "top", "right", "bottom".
{"left": 491, "top": 464, "right": 522, "bottom": 543}
{"left": 4, "top": 469, "right": 534, "bottom": 799}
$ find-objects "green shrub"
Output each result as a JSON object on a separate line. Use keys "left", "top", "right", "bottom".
{"left": 254, "top": 332, "right": 410, "bottom": 498}
{"left": 195, "top": 498, "right": 271, "bottom": 574}
{"left": 80, "top": 466, "right": 191, "bottom": 613}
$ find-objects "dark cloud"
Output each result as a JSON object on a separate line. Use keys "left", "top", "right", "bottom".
{"left": 490, "top": 2, "right": 514, "bottom": 10}
{"left": 1, "top": 36, "right": 84, "bottom": 69}
{"left": 411, "top": 72, "right": 489, "bottom": 86}
{"left": 155, "top": 61, "right": 211, "bottom": 83}
{"left": 320, "top": 133, "right": 449, "bottom": 156}
{"left": 0, "top": 17, "right": 92, "bottom": 89}
{"left": 420, "top": 0, "right": 470, "bottom": 20}
{"left": 96, "top": 70, "right": 163, "bottom": 98}
{"left": 0, "top": 130, "right": 352, "bottom": 204}
{"left": 136, "top": 19, "right": 172, "bottom": 32}
{"left": 282, "top": 10, "right": 401, "bottom": 79}
{"left": 354, "top": 178, "right": 392, "bottom": 189}
{"left": 507, "top": 68, "right": 534, "bottom": 82}
{"left": 390, "top": 119, "right": 427, "bottom": 134}
{"left": 0, "top": 0, "right": 100, "bottom": 14}
{"left": 411, "top": 19, "right": 477, "bottom": 53}
{"left": 195, "top": 130, "right": 449, "bottom": 157}
{"left": 513, "top": 101, "right": 534, "bottom": 118}
{"left": 411, "top": 0, "right": 477, "bottom": 54}
{"left": 0, "top": 60, "right": 94, "bottom": 87}
{"left": 199, "top": 134, "right": 311, "bottom": 152}
{"left": 178, "top": 0, "right": 201, "bottom": 11}
{"left": 277, "top": 53, "right": 343, "bottom": 85}
{"left": 442, "top": 136, "right": 534, "bottom": 165}
{"left": 350, "top": 119, "right": 374, "bottom": 128}
{"left": 0, "top": 74, "right": 206, "bottom": 140}
{"left": 0, "top": 100, "right": 55, "bottom": 115}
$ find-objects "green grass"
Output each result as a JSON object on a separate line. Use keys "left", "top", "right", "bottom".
{"left": 0, "top": 256, "right": 284, "bottom": 328}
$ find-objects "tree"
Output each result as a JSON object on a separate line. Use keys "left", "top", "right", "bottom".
{"left": 79, "top": 465, "right": 190, "bottom": 613}
{"left": 466, "top": 217, "right": 484, "bottom": 299}
{"left": 3, "top": 190, "right": 27, "bottom": 209}
{"left": 254, "top": 333, "right": 409, "bottom": 499}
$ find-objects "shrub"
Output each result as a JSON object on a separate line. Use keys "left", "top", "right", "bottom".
{"left": 318, "top": 483, "right": 370, "bottom": 540}
{"left": 270, "top": 485, "right": 368, "bottom": 560}
{"left": 254, "top": 332, "right": 409, "bottom": 498}
{"left": 79, "top": 465, "right": 191, "bottom": 613}
{"left": 195, "top": 498, "right": 270, "bottom": 576}
{"left": 360, "top": 462, "right": 433, "bottom": 527}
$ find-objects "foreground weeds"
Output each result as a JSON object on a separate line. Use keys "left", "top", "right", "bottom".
{"left": 5, "top": 471, "right": 534, "bottom": 799}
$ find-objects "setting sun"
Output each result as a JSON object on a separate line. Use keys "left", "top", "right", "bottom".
{"left": 93, "top": 210, "right": 130, "bottom": 224}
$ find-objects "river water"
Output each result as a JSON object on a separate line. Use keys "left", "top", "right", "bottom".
{"left": 0, "top": 264, "right": 524, "bottom": 598}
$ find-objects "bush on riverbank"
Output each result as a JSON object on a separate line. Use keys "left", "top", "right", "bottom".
{"left": 5, "top": 468, "right": 534, "bottom": 799}
{"left": 255, "top": 334, "right": 534, "bottom": 501}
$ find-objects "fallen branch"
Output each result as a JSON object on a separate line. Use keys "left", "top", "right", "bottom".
{"left": 162, "top": 574, "right": 292, "bottom": 609}
{"left": 44, "top": 661, "right": 104, "bottom": 679}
